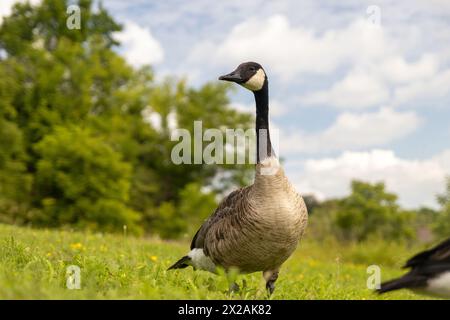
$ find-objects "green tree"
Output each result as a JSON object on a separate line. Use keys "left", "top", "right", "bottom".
{"left": 0, "top": 119, "right": 32, "bottom": 224}
{"left": 34, "top": 126, "right": 141, "bottom": 234}
{"left": 150, "top": 182, "right": 217, "bottom": 239}
{"left": 0, "top": 0, "right": 253, "bottom": 236}
{"left": 310, "top": 181, "right": 416, "bottom": 242}
{"left": 434, "top": 177, "right": 450, "bottom": 237}
{"left": 336, "top": 181, "right": 415, "bottom": 241}
{"left": 0, "top": 0, "right": 125, "bottom": 145}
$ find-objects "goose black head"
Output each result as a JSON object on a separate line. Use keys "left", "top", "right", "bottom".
{"left": 219, "top": 62, "right": 266, "bottom": 91}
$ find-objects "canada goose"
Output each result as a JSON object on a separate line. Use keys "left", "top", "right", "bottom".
{"left": 168, "top": 62, "right": 308, "bottom": 294}
{"left": 378, "top": 237, "right": 450, "bottom": 298}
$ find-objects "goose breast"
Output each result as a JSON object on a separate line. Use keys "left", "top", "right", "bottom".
{"left": 204, "top": 163, "right": 308, "bottom": 273}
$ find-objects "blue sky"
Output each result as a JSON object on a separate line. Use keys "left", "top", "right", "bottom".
{"left": 2, "top": 0, "right": 450, "bottom": 208}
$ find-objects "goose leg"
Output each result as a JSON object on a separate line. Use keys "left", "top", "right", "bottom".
{"left": 229, "top": 282, "right": 240, "bottom": 293}
{"left": 263, "top": 269, "right": 279, "bottom": 295}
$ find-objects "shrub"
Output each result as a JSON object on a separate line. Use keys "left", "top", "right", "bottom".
{"left": 150, "top": 182, "right": 217, "bottom": 239}
{"left": 308, "top": 181, "right": 416, "bottom": 242}
{"left": 434, "top": 177, "right": 450, "bottom": 237}
{"left": 33, "top": 126, "right": 141, "bottom": 234}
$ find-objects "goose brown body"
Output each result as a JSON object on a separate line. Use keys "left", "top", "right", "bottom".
{"left": 197, "top": 159, "right": 308, "bottom": 273}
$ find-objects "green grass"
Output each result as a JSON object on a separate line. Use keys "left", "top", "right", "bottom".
{"left": 0, "top": 223, "right": 430, "bottom": 299}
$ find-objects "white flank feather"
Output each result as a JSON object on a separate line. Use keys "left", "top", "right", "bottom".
{"left": 425, "top": 271, "right": 450, "bottom": 298}
{"left": 188, "top": 248, "right": 217, "bottom": 273}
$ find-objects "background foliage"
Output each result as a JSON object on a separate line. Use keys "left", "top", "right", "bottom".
{"left": 0, "top": 0, "right": 448, "bottom": 243}
{"left": 0, "top": 0, "right": 252, "bottom": 237}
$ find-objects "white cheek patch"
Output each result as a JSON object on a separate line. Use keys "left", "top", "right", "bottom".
{"left": 242, "top": 68, "right": 265, "bottom": 91}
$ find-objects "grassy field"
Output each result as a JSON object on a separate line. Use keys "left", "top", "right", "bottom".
{"left": 0, "top": 223, "right": 430, "bottom": 299}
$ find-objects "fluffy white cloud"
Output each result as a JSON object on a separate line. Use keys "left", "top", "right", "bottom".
{"left": 303, "top": 53, "right": 443, "bottom": 109}
{"left": 190, "top": 16, "right": 393, "bottom": 80}
{"left": 380, "top": 54, "right": 438, "bottom": 84}
{"left": 230, "top": 99, "right": 288, "bottom": 117}
{"left": 190, "top": 13, "right": 449, "bottom": 109}
{"left": 393, "top": 68, "right": 450, "bottom": 106}
{"left": 303, "top": 70, "right": 390, "bottom": 109}
{"left": 289, "top": 149, "right": 450, "bottom": 209}
{"left": 269, "top": 100, "right": 290, "bottom": 117}
{"left": 230, "top": 102, "right": 252, "bottom": 114}
{"left": 114, "top": 21, "right": 164, "bottom": 68}
{"left": 278, "top": 108, "right": 421, "bottom": 154}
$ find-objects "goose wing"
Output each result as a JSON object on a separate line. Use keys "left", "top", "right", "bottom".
{"left": 378, "top": 238, "right": 450, "bottom": 294}
{"left": 404, "top": 238, "right": 450, "bottom": 269}
{"left": 190, "top": 187, "right": 249, "bottom": 251}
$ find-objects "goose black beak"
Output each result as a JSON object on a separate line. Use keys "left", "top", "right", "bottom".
{"left": 219, "top": 70, "right": 243, "bottom": 83}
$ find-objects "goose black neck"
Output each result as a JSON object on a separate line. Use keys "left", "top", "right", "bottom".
{"left": 254, "top": 80, "right": 273, "bottom": 163}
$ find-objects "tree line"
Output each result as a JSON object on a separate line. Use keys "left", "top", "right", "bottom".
{"left": 306, "top": 180, "right": 450, "bottom": 243}
{"left": 0, "top": 0, "right": 448, "bottom": 242}
{"left": 0, "top": 0, "right": 252, "bottom": 235}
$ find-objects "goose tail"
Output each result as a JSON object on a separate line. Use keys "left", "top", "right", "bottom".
{"left": 167, "top": 256, "right": 191, "bottom": 270}
{"left": 377, "top": 274, "right": 419, "bottom": 294}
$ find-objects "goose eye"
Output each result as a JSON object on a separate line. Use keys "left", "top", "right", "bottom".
{"left": 249, "top": 67, "right": 255, "bottom": 72}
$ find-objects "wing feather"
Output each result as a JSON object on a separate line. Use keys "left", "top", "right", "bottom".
{"left": 404, "top": 238, "right": 450, "bottom": 268}
{"left": 190, "top": 187, "right": 249, "bottom": 251}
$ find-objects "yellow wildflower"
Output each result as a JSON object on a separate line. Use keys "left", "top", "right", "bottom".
{"left": 308, "top": 260, "right": 317, "bottom": 267}
{"left": 70, "top": 242, "right": 84, "bottom": 250}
